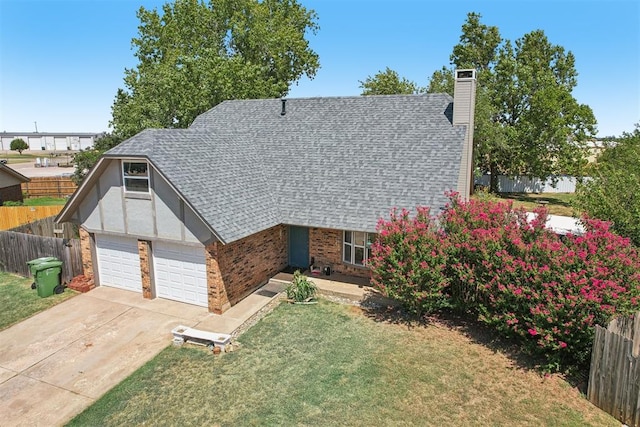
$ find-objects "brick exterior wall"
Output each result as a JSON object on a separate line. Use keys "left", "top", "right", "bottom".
{"left": 138, "top": 240, "right": 152, "bottom": 299}
{"left": 79, "top": 227, "right": 94, "bottom": 277}
{"left": 206, "top": 224, "right": 288, "bottom": 314}
{"left": 309, "top": 227, "right": 371, "bottom": 279}
{"left": 0, "top": 184, "right": 23, "bottom": 204}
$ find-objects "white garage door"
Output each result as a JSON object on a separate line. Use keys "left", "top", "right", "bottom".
{"left": 54, "top": 137, "right": 68, "bottom": 151}
{"left": 153, "top": 242, "right": 208, "bottom": 307}
{"left": 96, "top": 235, "right": 142, "bottom": 293}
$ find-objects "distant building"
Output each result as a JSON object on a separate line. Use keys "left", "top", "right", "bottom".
{"left": 0, "top": 132, "right": 100, "bottom": 152}
{"left": 585, "top": 139, "right": 615, "bottom": 163}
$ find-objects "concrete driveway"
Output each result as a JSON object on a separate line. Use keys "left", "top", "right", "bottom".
{"left": 0, "top": 287, "right": 209, "bottom": 426}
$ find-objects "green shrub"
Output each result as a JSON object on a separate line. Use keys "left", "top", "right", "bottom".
{"left": 371, "top": 193, "right": 640, "bottom": 372}
{"left": 286, "top": 271, "right": 317, "bottom": 302}
{"left": 369, "top": 207, "right": 450, "bottom": 315}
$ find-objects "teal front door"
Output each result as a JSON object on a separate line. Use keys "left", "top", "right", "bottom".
{"left": 288, "top": 226, "right": 309, "bottom": 269}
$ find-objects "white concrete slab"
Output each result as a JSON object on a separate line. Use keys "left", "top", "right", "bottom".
{"left": 87, "top": 286, "right": 209, "bottom": 322}
{"left": 0, "top": 295, "right": 129, "bottom": 372}
{"left": 23, "top": 307, "right": 189, "bottom": 399}
{"left": 0, "top": 367, "right": 16, "bottom": 385}
{"left": 0, "top": 375, "right": 92, "bottom": 427}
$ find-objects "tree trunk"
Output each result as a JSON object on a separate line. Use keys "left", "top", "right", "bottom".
{"left": 489, "top": 161, "right": 499, "bottom": 194}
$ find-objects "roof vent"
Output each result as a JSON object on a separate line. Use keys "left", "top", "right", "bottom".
{"left": 280, "top": 99, "right": 287, "bottom": 116}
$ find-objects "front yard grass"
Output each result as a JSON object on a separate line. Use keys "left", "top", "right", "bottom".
{"left": 0, "top": 271, "right": 76, "bottom": 331}
{"left": 69, "top": 300, "right": 615, "bottom": 426}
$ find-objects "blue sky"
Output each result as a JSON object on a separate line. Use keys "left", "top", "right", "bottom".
{"left": 0, "top": 0, "right": 638, "bottom": 137}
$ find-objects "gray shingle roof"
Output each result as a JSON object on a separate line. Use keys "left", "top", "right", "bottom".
{"left": 106, "top": 94, "right": 466, "bottom": 243}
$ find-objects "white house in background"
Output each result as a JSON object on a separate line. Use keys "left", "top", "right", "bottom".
{"left": 0, "top": 132, "right": 100, "bottom": 152}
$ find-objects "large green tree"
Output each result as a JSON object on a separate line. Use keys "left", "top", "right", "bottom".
{"left": 575, "top": 124, "right": 640, "bottom": 246}
{"left": 359, "top": 67, "right": 423, "bottom": 95}
{"left": 111, "top": 0, "right": 320, "bottom": 139}
{"left": 427, "top": 12, "right": 596, "bottom": 192}
{"left": 10, "top": 138, "right": 28, "bottom": 155}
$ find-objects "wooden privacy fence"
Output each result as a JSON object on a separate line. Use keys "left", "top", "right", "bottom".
{"left": 9, "top": 216, "right": 78, "bottom": 240}
{"left": 588, "top": 313, "right": 640, "bottom": 426}
{"left": 0, "top": 206, "right": 63, "bottom": 230}
{"left": 21, "top": 176, "right": 77, "bottom": 198}
{"left": 0, "top": 231, "right": 82, "bottom": 284}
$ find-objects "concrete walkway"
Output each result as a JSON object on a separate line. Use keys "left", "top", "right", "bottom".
{"left": 0, "top": 281, "right": 286, "bottom": 426}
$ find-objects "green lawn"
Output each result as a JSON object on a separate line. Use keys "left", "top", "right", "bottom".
{"left": 499, "top": 192, "right": 577, "bottom": 216}
{"left": 69, "top": 300, "right": 615, "bottom": 426}
{"left": 2, "top": 196, "right": 68, "bottom": 207}
{"left": 0, "top": 271, "right": 76, "bottom": 331}
{"left": 1, "top": 152, "right": 41, "bottom": 164}
{"left": 23, "top": 196, "right": 68, "bottom": 206}
{"left": 473, "top": 192, "right": 578, "bottom": 216}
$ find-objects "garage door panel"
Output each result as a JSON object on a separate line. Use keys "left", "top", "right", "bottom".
{"left": 153, "top": 242, "right": 207, "bottom": 307}
{"left": 96, "top": 235, "right": 142, "bottom": 293}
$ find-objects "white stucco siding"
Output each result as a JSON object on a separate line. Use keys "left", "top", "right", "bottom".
{"left": 75, "top": 159, "right": 213, "bottom": 244}
{"left": 184, "top": 205, "right": 212, "bottom": 243}
{"left": 126, "top": 197, "right": 155, "bottom": 236}
{"left": 153, "top": 169, "right": 183, "bottom": 241}
{"left": 78, "top": 184, "right": 101, "bottom": 230}
{"left": 0, "top": 172, "right": 22, "bottom": 187}
{"left": 100, "top": 162, "right": 126, "bottom": 232}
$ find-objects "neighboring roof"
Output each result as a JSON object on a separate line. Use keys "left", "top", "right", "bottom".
{"left": 0, "top": 164, "right": 30, "bottom": 184}
{"left": 0, "top": 132, "right": 99, "bottom": 138}
{"left": 63, "top": 95, "right": 466, "bottom": 244}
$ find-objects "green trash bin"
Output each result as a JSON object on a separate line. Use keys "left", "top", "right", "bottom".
{"left": 34, "top": 260, "right": 64, "bottom": 298}
{"left": 27, "top": 257, "right": 58, "bottom": 275}
{"left": 27, "top": 257, "right": 58, "bottom": 290}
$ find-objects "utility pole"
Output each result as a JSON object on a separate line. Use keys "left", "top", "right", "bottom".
{"left": 34, "top": 121, "right": 38, "bottom": 133}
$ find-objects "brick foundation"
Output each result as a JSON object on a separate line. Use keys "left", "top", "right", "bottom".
{"left": 309, "top": 227, "right": 371, "bottom": 279}
{"left": 0, "top": 184, "right": 23, "bottom": 204}
{"left": 67, "top": 275, "right": 95, "bottom": 293}
{"left": 138, "top": 240, "right": 152, "bottom": 298}
{"left": 206, "top": 224, "right": 287, "bottom": 314}
{"left": 79, "top": 227, "right": 94, "bottom": 277}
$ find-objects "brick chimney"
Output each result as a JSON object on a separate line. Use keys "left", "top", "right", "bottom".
{"left": 453, "top": 69, "right": 477, "bottom": 200}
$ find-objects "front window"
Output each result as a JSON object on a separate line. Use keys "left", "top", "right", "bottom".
{"left": 123, "top": 161, "right": 149, "bottom": 193}
{"left": 343, "top": 231, "right": 376, "bottom": 266}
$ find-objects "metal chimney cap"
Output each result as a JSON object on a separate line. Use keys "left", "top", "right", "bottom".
{"left": 455, "top": 69, "right": 476, "bottom": 80}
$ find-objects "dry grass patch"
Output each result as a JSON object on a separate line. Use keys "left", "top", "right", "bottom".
{"left": 68, "top": 300, "right": 615, "bottom": 426}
